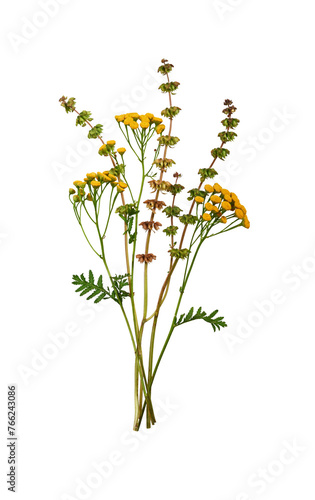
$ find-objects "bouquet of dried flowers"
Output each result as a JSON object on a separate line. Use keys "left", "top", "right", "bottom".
{"left": 59, "top": 58, "right": 250, "bottom": 430}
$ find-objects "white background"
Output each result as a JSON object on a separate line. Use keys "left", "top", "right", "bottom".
{"left": 1, "top": 0, "right": 315, "bottom": 499}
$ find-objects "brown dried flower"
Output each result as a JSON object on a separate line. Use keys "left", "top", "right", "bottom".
{"left": 136, "top": 253, "right": 157, "bottom": 263}
{"left": 143, "top": 199, "right": 166, "bottom": 212}
{"left": 139, "top": 221, "right": 162, "bottom": 232}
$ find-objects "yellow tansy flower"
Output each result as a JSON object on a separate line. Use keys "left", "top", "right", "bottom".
{"left": 204, "top": 184, "right": 214, "bottom": 193}
{"left": 220, "top": 216, "right": 227, "bottom": 223}
{"left": 145, "top": 113, "right": 154, "bottom": 120}
{"left": 195, "top": 196, "right": 204, "bottom": 203}
{"left": 108, "top": 174, "right": 117, "bottom": 181}
{"left": 235, "top": 208, "right": 244, "bottom": 219}
{"left": 107, "top": 140, "right": 116, "bottom": 146}
{"left": 103, "top": 175, "right": 111, "bottom": 182}
{"left": 243, "top": 216, "right": 250, "bottom": 228}
{"left": 73, "top": 180, "right": 86, "bottom": 188}
{"left": 221, "top": 201, "right": 232, "bottom": 211}
{"left": 210, "top": 194, "right": 222, "bottom": 204}
{"left": 221, "top": 188, "right": 230, "bottom": 196}
{"left": 118, "top": 181, "right": 128, "bottom": 189}
{"left": 117, "top": 148, "right": 126, "bottom": 155}
{"left": 140, "top": 121, "right": 150, "bottom": 129}
{"left": 124, "top": 117, "right": 133, "bottom": 125}
{"left": 152, "top": 117, "right": 163, "bottom": 124}
{"left": 156, "top": 124, "right": 165, "bottom": 134}
{"left": 202, "top": 213, "right": 211, "bottom": 221}
{"left": 205, "top": 202, "right": 219, "bottom": 212}
{"left": 86, "top": 193, "right": 93, "bottom": 201}
{"left": 230, "top": 192, "right": 239, "bottom": 203}
{"left": 224, "top": 193, "right": 232, "bottom": 203}
{"left": 130, "top": 121, "right": 139, "bottom": 130}
{"left": 115, "top": 115, "right": 125, "bottom": 122}
{"left": 213, "top": 183, "right": 222, "bottom": 192}
{"left": 86, "top": 172, "right": 96, "bottom": 180}
{"left": 91, "top": 181, "right": 101, "bottom": 188}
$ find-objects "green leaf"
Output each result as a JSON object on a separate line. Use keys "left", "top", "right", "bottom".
{"left": 174, "top": 307, "right": 227, "bottom": 332}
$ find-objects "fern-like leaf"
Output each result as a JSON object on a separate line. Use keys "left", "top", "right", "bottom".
{"left": 174, "top": 307, "right": 227, "bottom": 332}
{"left": 72, "top": 272, "right": 130, "bottom": 304}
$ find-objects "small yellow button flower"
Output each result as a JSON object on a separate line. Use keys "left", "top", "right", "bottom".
{"left": 230, "top": 192, "right": 239, "bottom": 203}
{"left": 152, "top": 117, "right": 163, "bottom": 124}
{"left": 108, "top": 174, "right": 117, "bottom": 181}
{"left": 221, "top": 201, "right": 232, "bottom": 211}
{"left": 115, "top": 115, "right": 125, "bottom": 122}
{"left": 235, "top": 208, "right": 244, "bottom": 219}
{"left": 213, "top": 183, "right": 222, "bottom": 192}
{"left": 140, "top": 121, "right": 150, "bottom": 129}
{"left": 204, "top": 184, "right": 214, "bottom": 193}
{"left": 243, "top": 216, "right": 250, "bottom": 228}
{"left": 103, "top": 175, "right": 111, "bottom": 182}
{"left": 205, "top": 203, "right": 219, "bottom": 212}
{"left": 86, "top": 172, "right": 96, "bottom": 180}
{"left": 91, "top": 181, "right": 101, "bottom": 188}
{"left": 220, "top": 216, "right": 227, "bottom": 223}
{"left": 224, "top": 193, "right": 232, "bottom": 203}
{"left": 118, "top": 181, "right": 128, "bottom": 189}
{"left": 86, "top": 193, "right": 93, "bottom": 201}
{"left": 73, "top": 180, "right": 86, "bottom": 188}
{"left": 221, "top": 188, "right": 230, "bottom": 196}
{"left": 124, "top": 117, "right": 133, "bottom": 125}
{"left": 195, "top": 196, "right": 205, "bottom": 204}
{"left": 130, "top": 121, "right": 139, "bottom": 130}
{"left": 107, "top": 140, "right": 116, "bottom": 146}
{"left": 117, "top": 147, "right": 126, "bottom": 155}
{"left": 156, "top": 124, "right": 165, "bottom": 134}
{"left": 145, "top": 113, "right": 154, "bottom": 120}
{"left": 202, "top": 213, "right": 211, "bottom": 221}
{"left": 210, "top": 194, "right": 222, "bottom": 204}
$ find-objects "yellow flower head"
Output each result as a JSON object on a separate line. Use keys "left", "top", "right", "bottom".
{"left": 86, "top": 172, "right": 96, "bottom": 180}
{"left": 220, "top": 216, "right": 227, "bottom": 224}
{"left": 86, "top": 193, "right": 93, "bottom": 201}
{"left": 224, "top": 193, "right": 232, "bottom": 203}
{"left": 107, "top": 140, "right": 116, "bottom": 146}
{"left": 115, "top": 115, "right": 125, "bottom": 122}
{"left": 145, "top": 113, "right": 154, "bottom": 120}
{"left": 213, "top": 183, "right": 222, "bottom": 192}
{"left": 108, "top": 173, "right": 117, "bottom": 182}
{"left": 83, "top": 177, "right": 89, "bottom": 182}
{"left": 210, "top": 194, "right": 222, "bottom": 204}
{"left": 140, "top": 121, "right": 150, "bottom": 129}
{"left": 69, "top": 188, "right": 75, "bottom": 195}
{"left": 195, "top": 196, "right": 205, "bottom": 204}
{"left": 221, "top": 188, "right": 230, "bottom": 196}
{"left": 221, "top": 201, "right": 232, "bottom": 211}
{"left": 230, "top": 192, "right": 239, "bottom": 203}
{"left": 204, "top": 184, "right": 214, "bottom": 193}
{"left": 235, "top": 208, "right": 244, "bottom": 219}
{"left": 156, "top": 124, "right": 165, "bottom": 134}
{"left": 103, "top": 175, "right": 111, "bottom": 182}
{"left": 118, "top": 181, "right": 128, "bottom": 189}
{"left": 152, "top": 117, "right": 163, "bottom": 124}
{"left": 202, "top": 213, "right": 211, "bottom": 222}
{"left": 73, "top": 180, "right": 86, "bottom": 188}
{"left": 130, "top": 121, "right": 139, "bottom": 130}
{"left": 243, "top": 216, "right": 250, "bottom": 229}
{"left": 239, "top": 204, "right": 247, "bottom": 214}
{"left": 91, "top": 180, "right": 101, "bottom": 189}
{"left": 97, "top": 172, "right": 106, "bottom": 182}
{"left": 117, "top": 185, "right": 125, "bottom": 193}
{"left": 124, "top": 117, "right": 133, "bottom": 125}
{"left": 128, "top": 113, "right": 140, "bottom": 119}
{"left": 117, "top": 147, "right": 126, "bottom": 155}
{"left": 205, "top": 202, "right": 219, "bottom": 212}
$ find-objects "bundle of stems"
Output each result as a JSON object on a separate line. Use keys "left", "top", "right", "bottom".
{"left": 59, "top": 58, "right": 250, "bottom": 430}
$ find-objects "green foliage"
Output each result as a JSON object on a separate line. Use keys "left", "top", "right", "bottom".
{"left": 157, "top": 135, "right": 180, "bottom": 147}
{"left": 158, "top": 81, "right": 180, "bottom": 94}
{"left": 174, "top": 307, "right": 227, "bottom": 332}
{"left": 161, "top": 106, "right": 181, "bottom": 118}
{"left": 178, "top": 214, "right": 199, "bottom": 225}
{"left": 168, "top": 183, "right": 185, "bottom": 196}
{"left": 187, "top": 188, "right": 207, "bottom": 201}
{"left": 218, "top": 131, "right": 237, "bottom": 142}
{"left": 168, "top": 248, "right": 190, "bottom": 259}
{"left": 157, "top": 63, "right": 174, "bottom": 75}
{"left": 116, "top": 204, "right": 139, "bottom": 244}
{"left": 198, "top": 168, "right": 218, "bottom": 183}
{"left": 88, "top": 124, "right": 103, "bottom": 139}
{"left": 163, "top": 225, "right": 179, "bottom": 236}
{"left": 59, "top": 96, "right": 76, "bottom": 113}
{"left": 221, "top": 118, "right": 240, "bottom": 129}
{"left": 76, "top": 110, "right": 93, "bottom": 127}
{"left": 211, "top": 147, "right": 230, "bottom": 160}
{"left": 72, "top": 271, "right": 130, "bottom": 304}
{"left": 162, "top": 205, "right": 182, "bottom": 218}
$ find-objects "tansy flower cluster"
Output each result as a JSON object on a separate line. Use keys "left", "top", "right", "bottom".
{"left": 70, "top": 169, "right": 128, "bottom": 203}
{"left": 115, "top": 112, "right": 165, "bottom": 134}
{"left": 194, "top": 182, "right": 250, "bottom": 229}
